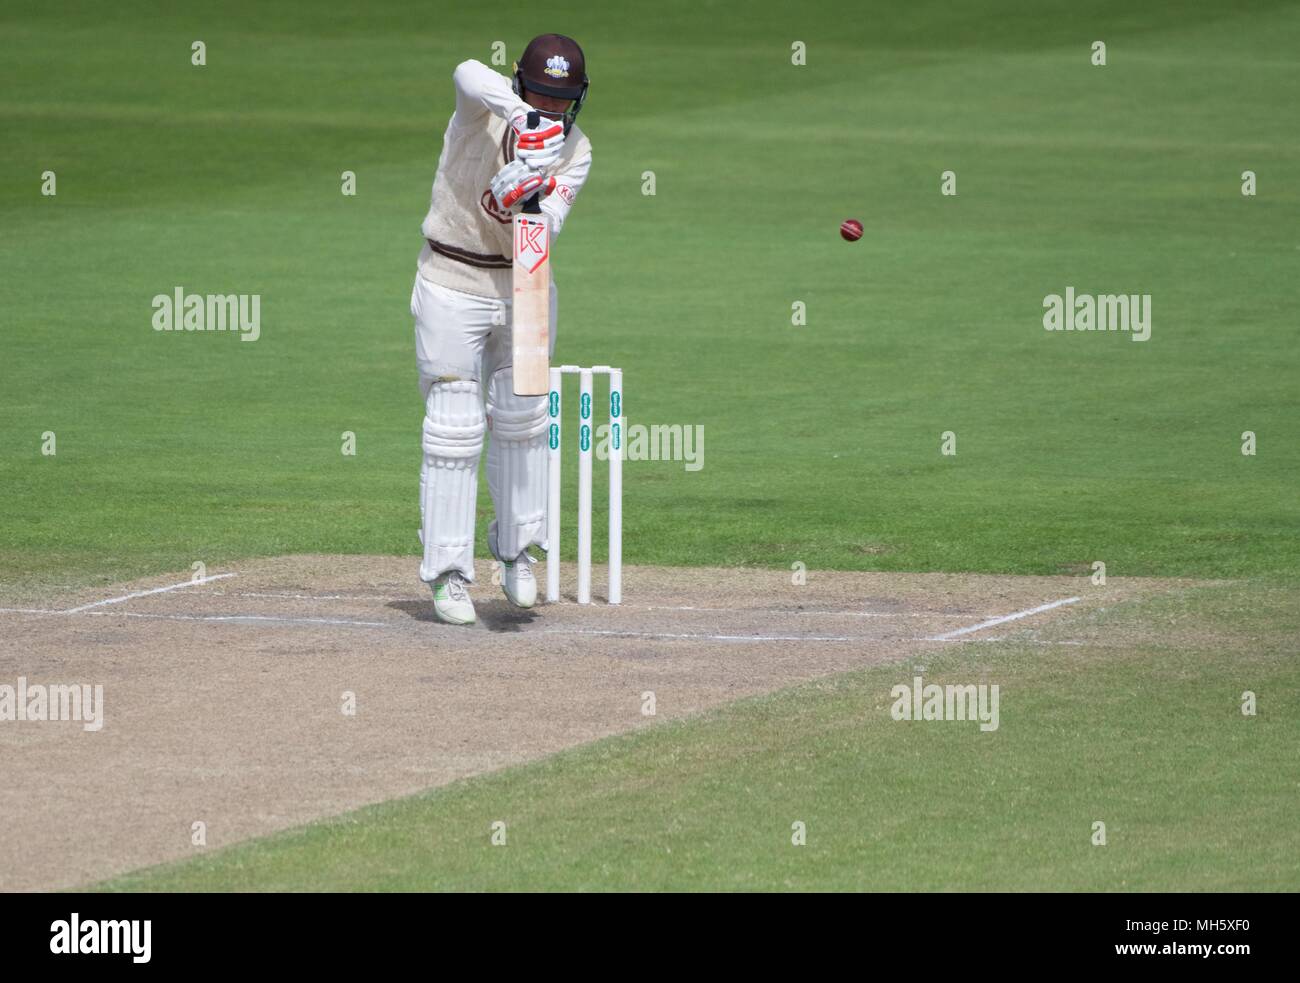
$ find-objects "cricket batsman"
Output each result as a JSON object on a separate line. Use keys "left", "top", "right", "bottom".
{"left": 412, "top": 35, "right": 591, "bottom": 625}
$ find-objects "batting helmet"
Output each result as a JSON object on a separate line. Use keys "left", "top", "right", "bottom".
{"left": 512, "top": 34, "right": 589, "bottom": 135}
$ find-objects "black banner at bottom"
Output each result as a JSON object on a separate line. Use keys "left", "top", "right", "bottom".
{"left": 0, "top": 891, "right": 1282, "bottom": 970}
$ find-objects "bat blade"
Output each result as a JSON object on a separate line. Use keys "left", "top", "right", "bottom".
{"left": 512, "top": 210, "right": 550, "bottom": 395}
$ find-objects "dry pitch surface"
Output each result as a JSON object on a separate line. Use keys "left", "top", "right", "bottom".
{"left": 0, "top": 556, "right": 1193, "bottom": 890}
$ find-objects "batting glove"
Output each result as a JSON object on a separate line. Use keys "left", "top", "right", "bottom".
{"left": 491, "top": 159, "right": 547, "bottom": 210}
{"left": 511, "top": 112, "right": 565, "bottom": 170}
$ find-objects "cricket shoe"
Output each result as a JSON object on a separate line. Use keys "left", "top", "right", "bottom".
{"left": 500, "top": 552, "right": 537, "bottom": 608}
{"left": 488, "top": 521, "right": 538, "bottom": 609}
{"left": 430, "top": 572, "right": 476, "bottom": 626}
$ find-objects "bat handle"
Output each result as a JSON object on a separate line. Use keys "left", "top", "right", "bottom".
{"left": 522, "top": 110, "right": 543, "bottom": 214}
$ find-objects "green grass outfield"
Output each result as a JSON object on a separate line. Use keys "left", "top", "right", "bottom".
{"left": 2, "top": 0, "right": 1297, "bottom": 586}
{"left": 102, "top": 583, "right": 1299, "bottom": 891}
{"left": 4, "top": 1, "right": 1298, "bottom": 891}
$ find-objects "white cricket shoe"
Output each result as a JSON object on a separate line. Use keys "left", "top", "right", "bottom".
{"left": 500, "top": 552, "right": 538, "bottom": 609}
{"left": 488, "top": 520, "right": 538, "bottom": 609}
{"left": 430, "top": 572, "right": 476, "bottom": 626}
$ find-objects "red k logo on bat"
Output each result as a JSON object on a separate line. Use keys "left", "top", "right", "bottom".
{"left": 516, "top": 217, "right": 549, "bottom": 274}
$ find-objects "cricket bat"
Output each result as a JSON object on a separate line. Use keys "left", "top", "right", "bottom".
{"left": 512, "top": 111, "right": 551, "bottom": 396}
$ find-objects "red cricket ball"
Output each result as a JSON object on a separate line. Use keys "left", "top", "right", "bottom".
{"left": 840, "top": 218, "right": 863, "bottom": 241}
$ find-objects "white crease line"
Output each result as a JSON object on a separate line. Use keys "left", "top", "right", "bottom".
{"left": 544, "top": 628, "right": 859, "bottom": 643}
{"left": 968, "top": 635, "right": 1089, "bottom": 647}
{"left": 200, "top": 597, "right": 991, "bottom": 619}
{"left": 927, "top": 636, "right": 1088, "bottom": 646}
{"left": 642, "top": 604, "right": 973, "bottom": 618}
{"left": 61, "top": 573, "right": 237, "bottom": 613}
{"left": 642, "top": 604, "right": 808, "bottom": 613}
{"left": 923, "top": 597, "right": 1082, "bottom": 641}
{"left": 88, "top": 610, "right": 388, "bottom": 628}
{"left": 211, "top": 591, "right": 401, "bottom": 601}
{"left": 797, "top": 611, "right": 968, "bottom": 618}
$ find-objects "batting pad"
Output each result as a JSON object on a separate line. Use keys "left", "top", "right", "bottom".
{"left": 486, "top": 367, "right": 549, "bottom": 559}
{"left": 420, "top": 380, "right": 485, "bottom": 582}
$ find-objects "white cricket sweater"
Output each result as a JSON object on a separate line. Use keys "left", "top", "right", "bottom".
{"left": 419, "top": 59, "right": 592, "bottom": 298}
